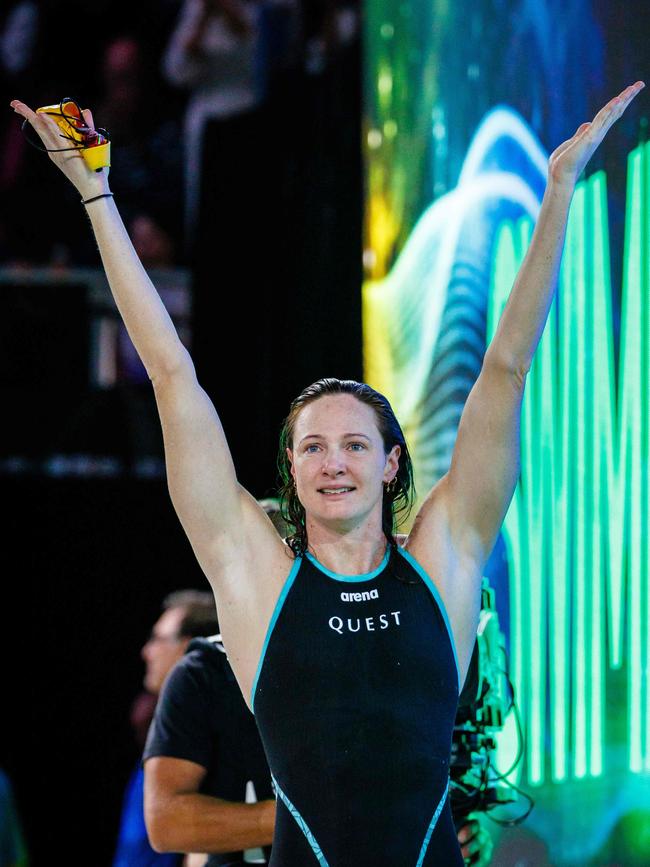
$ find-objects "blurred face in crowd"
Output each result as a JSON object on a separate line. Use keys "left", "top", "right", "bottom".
{"left": 129, "top": 214, "right": 174, "bottom": 268}
{"left": 103, "top": 37, "right": 141, "bottom": 94}
{"left": 141, "top": 606, "right": 190, "bottom": 695}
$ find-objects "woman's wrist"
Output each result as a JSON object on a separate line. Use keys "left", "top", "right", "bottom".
{"left": 543, "top": 173, "right": 576, "bottom": 207}
{"left": 76, "top": 168, "right": 111, "bottom": 202}
{"left": 547, "top": 159, "right": 580, "bottom": 194}
{"left": 81, "top": 191, "right": 114, "bottom": 206}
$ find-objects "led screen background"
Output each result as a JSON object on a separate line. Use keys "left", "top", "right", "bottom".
{"left": 363, "top": 2, "right": 650, "bottom": 864}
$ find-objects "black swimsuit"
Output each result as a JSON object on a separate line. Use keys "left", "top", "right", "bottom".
{"left": 252, "top": 545, "right": 463, "bottom": 866}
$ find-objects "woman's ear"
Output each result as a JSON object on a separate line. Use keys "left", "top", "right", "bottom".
{"left": 384, "top": 444, "right": 401, "bottom": 482}
{"left": 286, "top": 448, "right": 295, "bottom": 480}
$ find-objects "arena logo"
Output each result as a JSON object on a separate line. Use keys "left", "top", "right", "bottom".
{"left": 340, "top": 589, "right": 379, "bottom": 602}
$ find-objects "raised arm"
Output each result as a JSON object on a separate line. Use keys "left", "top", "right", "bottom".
{"left": 407, "top": 83, "right": 644, "bottom": 670}
{"left": 9, "top": 100, "right": 284, "bottom": 589}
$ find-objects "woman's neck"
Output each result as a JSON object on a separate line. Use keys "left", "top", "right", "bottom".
{"left": 305, "top": 519, "right": 389, "bottom": 576}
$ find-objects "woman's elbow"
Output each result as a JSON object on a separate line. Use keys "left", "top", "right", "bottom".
{"left": 483, "top": 347, "right": 529, "bottom": 390}
{"left": 149, "top": 344, "right": 196, "bottom": 389}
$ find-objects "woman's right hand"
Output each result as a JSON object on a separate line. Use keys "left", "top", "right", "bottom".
{"left": 9, "top": 99, "right": 111, "bottom": 201}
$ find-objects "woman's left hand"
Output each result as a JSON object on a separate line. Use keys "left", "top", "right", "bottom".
{"left": 549, "top": 81, "right": 645, "bottom": 187}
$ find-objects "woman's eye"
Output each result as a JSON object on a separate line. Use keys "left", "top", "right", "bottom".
{"left": 348, "top": 442, "right": 365, "bottom": 451}
{"left": 305, "top": 444, "right": 321, "bottom": 453}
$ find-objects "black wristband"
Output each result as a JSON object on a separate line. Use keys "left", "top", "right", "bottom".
{"left": 81, "top": 192, "right": 114, "bottom": 205}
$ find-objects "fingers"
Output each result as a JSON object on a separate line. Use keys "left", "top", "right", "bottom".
{"left": 556, "top": 81, "right": 643, "bottom": 155}
{"left": 604, "top": 82, "right": 644, "bottom": 114}
{"left": 458, "top": 818, "right": 480, "bottom": 856}
{"left": 9, "top": 97, "right": 89, "bottom": 170}
{"left": 619, "top": 80, "right": 645, "bottom": 101}
{"left": 591, "top": 81, "right": 645, "bottom": 133}
{"left": 460, "top": 835, "right": 481, "bottom": 863}
{"left": 82, "top": 108, "right": 96, "bottom": 132}
{"left": 10, "top": 99, "right": 38, "bottom": 125}
{"left": 11, "top": 99, "right": 98, "bottom": 143}
{"left": 457, "top": 819, "right": 479, "bottom": 845}
{"left": 457, "top": 817, "right": 492, "bottom": 865}
{"left": 562, "top": 80, "right": 645, "bottom": 170}
{"left": 10, "top": 98, "right": 60, "bottom": 139}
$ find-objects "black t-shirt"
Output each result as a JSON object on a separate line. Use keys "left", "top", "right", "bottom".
{"left": 144, "top": 636, "right": 273, "bottom": 867}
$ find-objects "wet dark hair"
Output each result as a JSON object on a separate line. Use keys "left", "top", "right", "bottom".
{"left": 277, "top": 378, "right": 416, "bottom": 556}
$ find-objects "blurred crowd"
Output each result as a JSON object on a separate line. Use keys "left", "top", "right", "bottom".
{"left": 0, "top": 0, "right": 363, "bottom": 478}
{"left": 0, "top": 0, "right": 361, "bottom": 269}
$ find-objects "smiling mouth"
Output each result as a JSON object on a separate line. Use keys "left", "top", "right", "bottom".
{"left": 318, "top": 487, "right": 356, "bottom": 495}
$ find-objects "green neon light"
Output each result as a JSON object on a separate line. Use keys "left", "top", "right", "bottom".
{"left": 621, "top": 148, "right": 644, "bottom": 774}
{"left": 589, "top": 175, "right": 608, "bottom": 779}
{"left": 574, "top": 183, "right": 588, "bottom": 780}
{"left": 645, "top": 141, "right": 650, "bottom": 774}
{"left": 486, "top": 147, "right": 650, "bottom": 782}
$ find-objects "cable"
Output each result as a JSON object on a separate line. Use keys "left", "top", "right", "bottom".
{"left": 449, "top": 576, "right": 534, "bottom": 826}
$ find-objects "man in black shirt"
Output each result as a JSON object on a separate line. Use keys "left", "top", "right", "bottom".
{"left": 113, "top": 590, "right": 222, "bottom": 867}
{"left": 143, "top": 634, "right": 275, "bottom": 867}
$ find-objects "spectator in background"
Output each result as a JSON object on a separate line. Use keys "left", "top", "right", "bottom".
{"left": 162, "top": 0, "right": 263, "bottom": 250}
{"left": 300, "top": 0, "right": 359, "bottom": 76}
{"left": 162, "top": 0, "right": 298, "bottom": 248}
{"left": 130, "top": 212, "right": 178, "bottom": 271}
{"left": 143, "top": 633, "right": 275, "bottom": 867}
{"left": 113, "top": 590, "right": 219, "bottom": 867}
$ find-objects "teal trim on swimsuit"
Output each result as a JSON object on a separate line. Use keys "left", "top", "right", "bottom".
{"left": 397, "top": 547, "right": 462, "bottom": 692}
{"left": 272, "top": 775, "right": 330, "bottom": 866}
{"left": 251, "top": 556, "right": 302, "bottom": 713}
{"left": 415, "top": 778, "right": 450, "bottom": 866}
{"left": 305, "top": 547, "right": 390, "bottom": 583}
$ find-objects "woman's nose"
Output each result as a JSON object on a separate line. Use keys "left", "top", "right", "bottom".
{"left": 321, "top": 452, "right": 345, "bottom": 474}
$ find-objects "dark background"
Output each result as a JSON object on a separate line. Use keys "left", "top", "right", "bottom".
{"left": 0, "top": 1, "right": 362, "bottom": 863}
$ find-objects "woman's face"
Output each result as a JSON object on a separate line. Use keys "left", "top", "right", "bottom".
{"left": 287, "top": 394, "right": 400, "bottom": 531}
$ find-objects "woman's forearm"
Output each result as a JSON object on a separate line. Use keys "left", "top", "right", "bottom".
{"left": 487, "top": 177, "right": 574, "bottom": 374}
{"left": 84, "top": 196, "right": 190, "bottom": 380}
